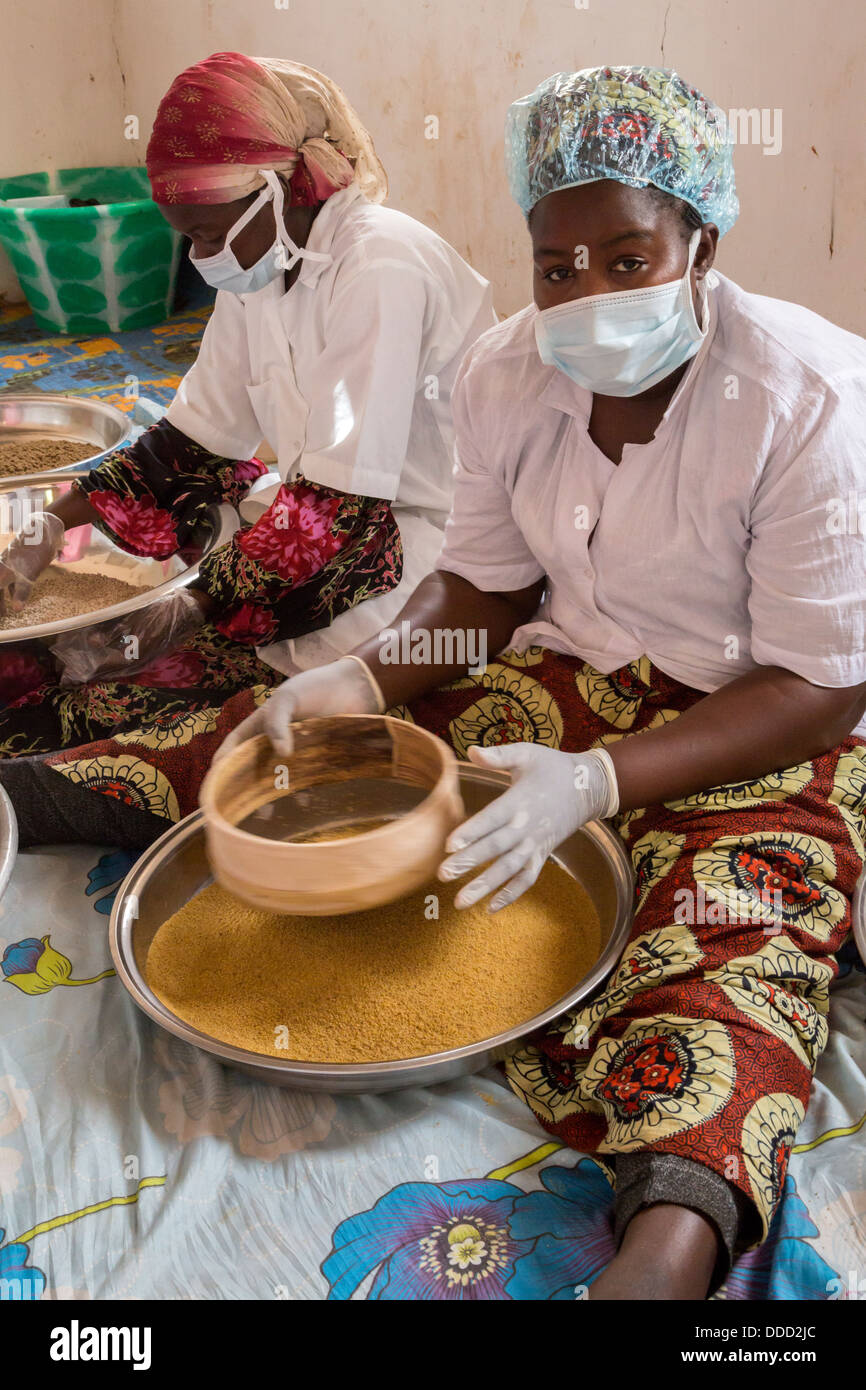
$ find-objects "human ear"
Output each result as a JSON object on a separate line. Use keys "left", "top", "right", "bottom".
{"left": 693, "top": 224, "right": 719, "bottom": 279}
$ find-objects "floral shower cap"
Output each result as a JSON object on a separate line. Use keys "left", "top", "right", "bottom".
{"left": 505, "top": 65, "right": 739, "bottom": 235}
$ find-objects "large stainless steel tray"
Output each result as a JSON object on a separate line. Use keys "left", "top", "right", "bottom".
{"left": 110, "top": 764, "right": 635, "bottom": 1094}
{"left": 0, "top": 393, "right": 134, "bottom": 482}
{"left": 0, "top": 784, "right": 17, "bottom": 905}
{"left": 0, "top": 470, "right": 237, "bottom": 653}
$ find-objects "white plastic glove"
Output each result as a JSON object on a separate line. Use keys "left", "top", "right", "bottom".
{"left": 0, "top": 511, "right": 65, "bottom": 615}
{"left": 52, "top": 586, "right": 206, "bottom": 686}
{"left": 438, "top": 742, "right": 619, "bottom": 912}
{"left": 213, "top": 655, "right": 386, "bottom": 765}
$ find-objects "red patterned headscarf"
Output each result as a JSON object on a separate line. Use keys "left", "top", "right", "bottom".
{"left": 146, "top": 52, "right": 387, "bottom": 207}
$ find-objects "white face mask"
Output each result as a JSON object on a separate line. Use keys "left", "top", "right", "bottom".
{"left": 534, "top": 230, "right": 709, "bottom": 397}
{"left": 189, "top": 169, "right": 332, "bottom": 295}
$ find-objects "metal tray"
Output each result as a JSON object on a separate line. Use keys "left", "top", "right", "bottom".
{"left": 0, "top": 784, "right": 17, "bottom": 905}
{"left": 0, "top": 393, "right": 134, "bottom": 481}
{"left": 110, "top": 764, "right": 635, "bottom": 1094}
{"left": 0, "top": 473, "right": 237, "bottom": 650}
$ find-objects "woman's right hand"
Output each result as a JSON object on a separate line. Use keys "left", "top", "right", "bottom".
{"left": 0, "top": 512, "right": 65, "bottom": 615}
{"left": 212, "top": 655, "right": 386, "bottom": 765}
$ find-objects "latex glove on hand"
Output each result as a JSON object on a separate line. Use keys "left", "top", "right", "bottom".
{"left": 213, "top": 655, "right": 386, "bottom": 765}
{"left": 0, "top": 512, "right": 65, "bottom": 615}
{"left": 438, "top": 742, "right": 619, "bottom": 912}
{"left": 52, "top": 586, "right": 206, "bottom": 686}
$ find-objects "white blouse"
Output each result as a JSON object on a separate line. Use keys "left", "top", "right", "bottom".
{"left": 166, "top": 182, "right": 495, "bottom": 673}
{"left": 436, "top": 272, "right": 866, "bottom": 736}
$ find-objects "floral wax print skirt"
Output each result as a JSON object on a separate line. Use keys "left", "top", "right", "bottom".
{"left": 7, "top": 643, "right": 866, "bottom": 1241}
{"left": 398, "top": 648, "right": 866, "bottom": 1242}
{"left": 0, "top": 625, "right": 285, "bottom": 817}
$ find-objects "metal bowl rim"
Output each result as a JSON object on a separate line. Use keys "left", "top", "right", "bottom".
{"left": 0, "top": 393, "right": 135, "bottom": 479}
{"left": 0, "top": 784, "right": 18, "bottom": 904}
{"left": 109, "top": 764, "right": 634, "bottom": 1082}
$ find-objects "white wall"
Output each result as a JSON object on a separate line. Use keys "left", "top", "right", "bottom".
{"left": 1, "top": 0, "right": 126, "bottom": 172}
{"left": 2, "top": 0, "right": 864, "bottom": 332}
{"left": 0, "top": 0, "right": 128, "bottom": 298}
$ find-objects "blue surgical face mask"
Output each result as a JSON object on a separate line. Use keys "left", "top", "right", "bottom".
{"left": 534, "top": 230, "right": 709, "bottom": 397}
{"left": 189, "top": 169, "right": 332, "bottom": 295}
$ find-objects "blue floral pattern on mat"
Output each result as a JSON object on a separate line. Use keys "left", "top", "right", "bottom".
{"left": 719, "top": 1174, "right": 838, "bottom": 1300}
{"left": 85, "top": 850, "right": 142, "bottom": 915}
{"left": 323, "top": 1179, "right": 529, "bottom": 1299}
{"left": 0, "top": 1228, "right": 45, "bottom": 1301}
{"left": 323, "top": 1160, "right": 840, "bottom": 1300}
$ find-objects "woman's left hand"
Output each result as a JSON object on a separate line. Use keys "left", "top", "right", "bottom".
{"left": 0, "top": 512, "right": 65, "bottom": 615}
{"left": 438, "top": 742, "right": 618, "bottom": 912}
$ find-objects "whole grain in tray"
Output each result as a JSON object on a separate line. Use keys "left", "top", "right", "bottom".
{"left": 0, "top": 564, "right": 150, "bottom": 630}
{"left": 0, "top": 439, "right": 93, "bottom": 476}
{"left": 145, "top": 861, "right": 602, "bottom": 1063}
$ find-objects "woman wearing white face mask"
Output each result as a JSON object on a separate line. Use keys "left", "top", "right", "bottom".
{"left": 216, "top": 65, "right": 866, "bottom": 1299}
{"left": 0, "top": 53, "right": 493, "bottom": 823}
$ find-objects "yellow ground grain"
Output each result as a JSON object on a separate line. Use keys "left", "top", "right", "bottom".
{"left": 0, "top": 564, "right": 150, "bottom": 630}
{"left": 0, "top": 439, "right": 94, "bottom": 476}
{"left": 145, "top": 861, "right": 602, "bottom": 1063}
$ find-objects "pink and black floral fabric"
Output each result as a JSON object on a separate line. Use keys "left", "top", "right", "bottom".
{"left": 202, "top": 480, "right": 400, "bottom": 648}
{"left": 71, "top": 419, "right": 268, "bottom": 557}
{"left": 68, "top": 418, "right": 402, "bottom": 650}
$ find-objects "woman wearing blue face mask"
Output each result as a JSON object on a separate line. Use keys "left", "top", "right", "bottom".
{"left": 216, "top": 66, "right": 866, "bottom": 1298}
{"left": 0, "top": 53, "right": 493, "bottom": 820}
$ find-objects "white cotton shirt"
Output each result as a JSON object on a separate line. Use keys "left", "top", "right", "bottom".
{"left": 166, "top": 182, "right": 496, "bottom": 673}
{"left": 436, "top": 271, "right": 866, "bottom": 737}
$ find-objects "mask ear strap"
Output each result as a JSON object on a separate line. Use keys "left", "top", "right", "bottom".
{"left": 686, "top": 228, "right": 711, "bottom": 333}
{"left": 224, "top": 183, "right": 273, "bottom": 248}
{"left": 259, "top": 168, "right": 333, "bottom": 270}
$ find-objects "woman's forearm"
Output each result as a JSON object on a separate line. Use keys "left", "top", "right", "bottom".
{"left": 352, "top": 570, "right": 546, "bottom": 708}
{"left": 45, "top": 487, "right": 98, "bottom": 529}
{"left": 608, "top": 665, "right": 866, "bottom": 812}
{"left": 64, "top": 419, "right": 267, "bottom": 558}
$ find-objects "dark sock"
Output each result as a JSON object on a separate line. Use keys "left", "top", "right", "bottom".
{"left": 0, "top": 754, "right": 169, "bottom": 849}
{"left": 612, "top": 1152, "right": 761, "bottom": 1295}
